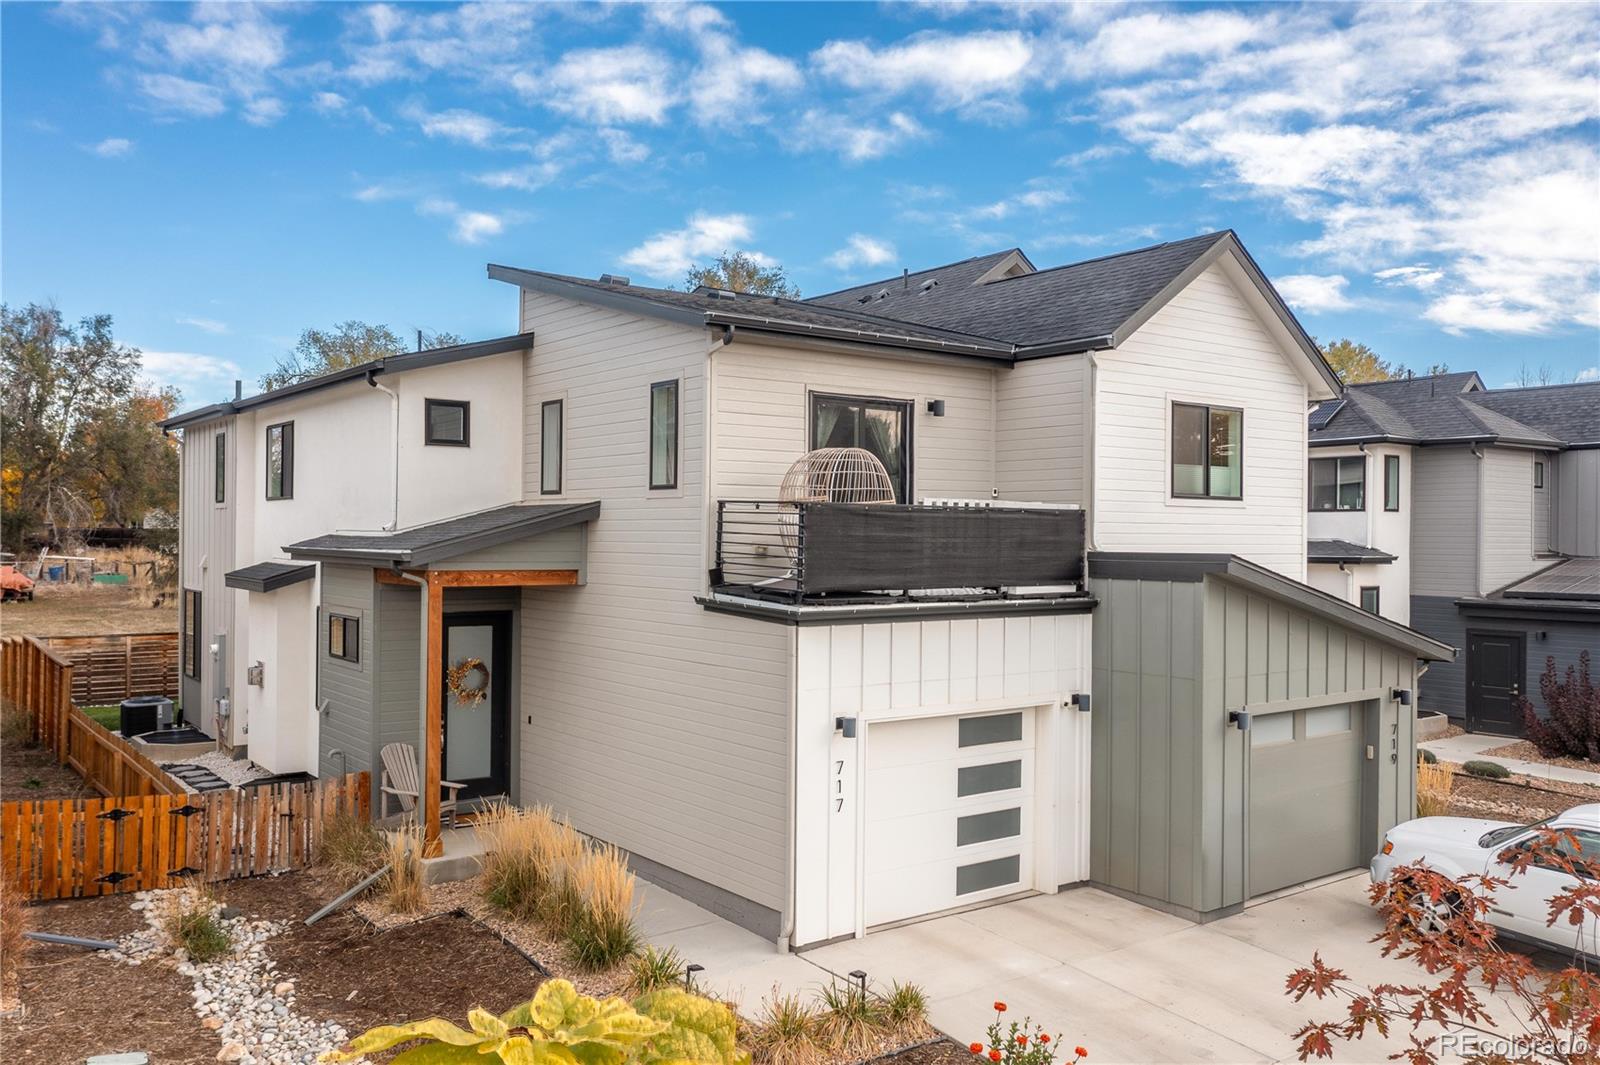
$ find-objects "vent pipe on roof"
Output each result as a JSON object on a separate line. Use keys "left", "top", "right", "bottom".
{"left": 234, "top": 380, "right": 242, "bottom": 401}
{"left": 902, "top": 268, "right": 909, "bottom": 291}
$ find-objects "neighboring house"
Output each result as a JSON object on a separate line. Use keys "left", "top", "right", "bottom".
{"left": 1307, "top": 374, "right": 1600, "bottom": 735}
{"left": 162, "top": 230, "right": 1452, "bottom": 945}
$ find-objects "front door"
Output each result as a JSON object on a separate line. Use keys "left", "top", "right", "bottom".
{"left": 1466, "top": 630, "right": 1526, "bottom": 736}
{"left": 442, "top": 611, "right": 511, "bottom": 800}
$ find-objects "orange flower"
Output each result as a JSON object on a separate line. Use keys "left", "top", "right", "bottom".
{"left": 1039, "top": 1036, "right": 1051, "bottom": 1045}
{"left": 1075, "top": 1048, "right": 1089, "bottom": 1059}
{"left": 994, "top": 1002, "right": 1007, "bottom": 1012}
{"left": 1016, "top": 1036, "right": 1028, "bottom": 1046}
{"left": 969, "top": 1045, "right": 984, "bottom": 1055}
{"left": 988, "top": 1051, "right": 1001, "bottom": 1062}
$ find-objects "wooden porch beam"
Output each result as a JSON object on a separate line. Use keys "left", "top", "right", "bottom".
{"left": 423, "top": 571, "right": 444, "bottom": 858}
{"left": 375, "top": 567, "right": 579, "bottom": 588}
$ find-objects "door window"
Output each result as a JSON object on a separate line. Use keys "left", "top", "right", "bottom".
{"left": 810, "top": 394, "right": 911, "bottom": 502}
{"left": 444, "top": 623, "right": 495, "bottom": 781}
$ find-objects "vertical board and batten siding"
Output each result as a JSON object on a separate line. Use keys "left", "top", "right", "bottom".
{"left": 1091, "top": 574, "right": 1418, "bottom": 917}
{"left": 1410, "top": 447, "right": 1479, "bottom": 596}
{"left": 792, "top": 614, "right": 1092, "bottom": 944}
{"left": 178, "top": 418, "right": 235, "bottom": 737}
{"left": 1554, "top": 449, "right": 1600, "bottom": 558}
{"left": 711, "top": 338, "right": 999, "bottom": 503}
{"left": 374, "top": 581, "right": 422, "bottom": 781}
{"left": 516, "top": 290, "right": 795, "bottom": 925}
{"left": 1410, "top": 595, "right": 1467, "bottom": 718}
{"left": 1479, "top": 446, "right": 1543, "bottom": 593}
{"left": 1091, "top": 262, "right": 1309, "bottom": 580}
{"left": 993, "top": 355, "right": 1088, "bottom": 504}
{"left": 316, "top": 563, "right": 376, "bottom": 787}
{"left": 1533, "top": 452, "right": 1554, "bottom": 555}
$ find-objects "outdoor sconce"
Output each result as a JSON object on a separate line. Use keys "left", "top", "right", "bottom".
{"left": 1229, "top": 709, "right": 1251, "bottom": 731}
{"left": 835, "top": 716, "right": 858, "bottom": 738}
{"left": 1069, "top": 693, "right": 1092, "bottom": 713}
{"left": 1391, "top": 688, "right": 1412, "bottom": 706}
{"left": 926, "top": 399, "right": 946, "bottom": 417}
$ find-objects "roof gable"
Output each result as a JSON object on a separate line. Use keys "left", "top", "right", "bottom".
{"left": 1310, "top": 375, "right": 1595, "bottom": 448}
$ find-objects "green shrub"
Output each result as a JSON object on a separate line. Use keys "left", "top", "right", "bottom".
{"left": 749, "top": 990, "right": 822, "bottom": 1065}
{"left": 881, "top": 981, "right": 930, "bottom": 1035}
{"left": 629, "top": 945, "right": 686, "bottom": 996}
{"left": 1462, "top": 760, "right": 1511, "bottom": 780}
{"left": 161, "top": 888, "right": 231, "bottom": 964}
{"left": 1419, "top": 748, "right": 1438, "bottom": 765}
{"left": 0, "top": 698, "right": 34, "bottom": 749}
{"left": 817, "top": 981, "right": 885, "bottom": 1056}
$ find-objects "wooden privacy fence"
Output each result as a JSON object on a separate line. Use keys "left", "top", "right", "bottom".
{"left": 2, "top": 635, "right": 181, "bottom": 797}
{"left": 1, "top": 773, "right": 371, "bottom": 901}
{"left": 38, "top": 632, "right": 180, "bottom": 705}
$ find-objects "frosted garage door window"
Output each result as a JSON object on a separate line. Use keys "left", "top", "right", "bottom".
{"left": 957, "top": 760, "right": 1022, "bottom": 796}
{"left": 957, "top": 807, "right": 1022, "bottom": 847}
{"left": 956, "top": 854, "right": 1021, "bottom": 895}
{"left": 1251, "top": 712, "right": 1294, "bottom": 746}
{"left": 1306, "top": 705, "right": 1353, "bottom": 738}
{"left": 958, "top": 712, "right": 1023, "bottom": 747}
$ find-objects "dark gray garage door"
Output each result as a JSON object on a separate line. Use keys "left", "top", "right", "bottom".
{"left": 1248, "top": 703, "right": 1367, "bottom": 897}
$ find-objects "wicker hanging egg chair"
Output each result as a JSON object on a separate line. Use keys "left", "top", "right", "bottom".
{"left": 778, "top": 447, "right": 896, "bottom": 506}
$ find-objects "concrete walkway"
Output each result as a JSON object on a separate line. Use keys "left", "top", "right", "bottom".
{"left": 1420, "top": 732, "right": 1600, "bottom": 787}
{"left": 640, "top": 873, "right": 1511, "bottom": 1064}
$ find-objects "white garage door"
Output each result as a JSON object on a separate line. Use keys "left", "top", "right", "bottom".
{"left": 864, "top": 709, "right": 1035, "bottom": 927}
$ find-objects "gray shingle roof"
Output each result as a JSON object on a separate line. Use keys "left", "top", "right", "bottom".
{"left": 1307, "top": 539, "right": 1398, "bottom": 564}
{"left": 285, "top": 501, "right": 599, "bottom": 565}
{"left": 1503, "top": 558, "right": 1600, "bottom": 601}
{"left": 807, "top": 232, "right": 1231, "bottom": 347}
{"left": 1310, "top": 374, "right": 1592, "bottom": 448}
{"left": 224, "top": 561, "right": 316, "bottom": 593}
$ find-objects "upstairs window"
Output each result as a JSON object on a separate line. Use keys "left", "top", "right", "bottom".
{"left": 1384, "top": 454, "right": 1400, "bottom": 512}
{"left": 1535, "top": 461, "right": 1545, "bottom": 489}
{"left": 1310, "top": 456, "right": 1364, "bottom": 511}
{"left": 1360, "top": 586, "right": 1380, "bottom": 614}
{"left": 541, "top": 400, "right": 563, "bottom": 495}
{"left": 810, "top": 393, "right": 912, "bottom": 503}
{"left": 425, "top": 399, "right": 470, "bottom": 446}
{"left": 183, "top": 589, "right": 202, "bottom": 679}
{"left": 214, "top": 432, "right": 226, "bottom": 504}
{"left": 649, "top": 380, "right": 678, "bottom": 490}
{"left": 266, "top": 421, "right": 294, "bottom": 500}
{"left": 1171, "top": 402, "right": 1242, "bottom": 500}
{"left": 328, "top": 614, "right": 360, "bottom": 663}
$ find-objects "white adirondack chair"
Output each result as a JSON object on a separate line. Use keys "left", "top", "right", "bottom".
{"left": 379, "top": 742, "right": 466, "bottom": 828}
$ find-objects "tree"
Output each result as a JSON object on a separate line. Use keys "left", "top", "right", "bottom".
{"left": 1319, "top": 338, "right": 1394, "bottom": 384}
{"left": 73, "top": 385, "right": 180, "bottom": 528}
{"left": 1286, "top": 830, "right": 1600, "bottom": 1064}
{"left": 257, "top": 321, "right": 464, "bottom": 391}
{"left": 684, "top": 252, "right": 800, "bottom": 299}
{"left": 1, "top": 303, "right": 142, "bottom": 546}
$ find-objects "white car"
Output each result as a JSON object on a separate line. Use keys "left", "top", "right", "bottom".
{"left": 1371, "top": 803, "right": 1600, "bottom": 959}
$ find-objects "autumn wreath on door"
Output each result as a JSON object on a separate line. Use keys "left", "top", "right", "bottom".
{"left": 446, "top": 656, "right": 490, "bottom": 708}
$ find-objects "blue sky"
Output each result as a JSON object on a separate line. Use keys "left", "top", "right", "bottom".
{"left": 4, "top": 1, "right": 1597, "bottom": 407}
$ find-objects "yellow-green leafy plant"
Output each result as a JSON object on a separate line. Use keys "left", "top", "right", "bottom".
{"left": 320, "top": 978, "right": 749, "bottom": 1065}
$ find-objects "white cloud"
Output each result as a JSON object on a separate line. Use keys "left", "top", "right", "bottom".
{"left": 312, "top": 91, "right": 347, "bottom": 113}
{"left": 1374, "top": 265, "right": 1445, "bottom": 290}
{"left": 827, "top": 234, "right": 897, "bottom": 271}
{"left": 786, "top": 109, "right": 927, "bottom": 161}
{"left": 1081, "top": 10, "right": 1264, "bottom": 75}
{"left": 340, "top": 2, "right": 541, "bottom": 86}
{"left": 139, "top": 350, "right": 243, "bottom": 395}
{"left": 1422, "top": 294, "right": 1550, "bottom": 336}
{"left": 1274, "top": 274, "right": 1354, "bottom": 313}
{"left": 1576, "top": 366, "right": 1599, "bottom": 382}
{"left": 241, "top": 96, "right": 286, "bottom": 126}
{"left": 90, "top": 137, "right": 134, "bottom": 157}
{"left": 311, "top": 90, "right": 391, "bottom": 132}
{"left": 538, "top": 46, "right": 675, "bottom": 125}
{"left": 812, "top": 31, "right": 1031, "bottom": 114}
{"left": 621, "top": 213, "right": 757, "bottom": 278}
{"left": 417, "top": 197, "right": 507, "bottom": 244}
{"left": 136, "top": 73, "right": 227, "bottom": 117}
{"left": 474, "top": 162, "right": 562, "bottom": 193}
{"left": 404, "top": 104, "right": 510, "bottom": 147}
{"left": 970, "top": 185, "right": 1068, "bottom": 221}
{"left": 148, "top": 5, "right": 287, "bottom": 73}
{"left": 176, "top": 316, "right": 229, "bottom": 335}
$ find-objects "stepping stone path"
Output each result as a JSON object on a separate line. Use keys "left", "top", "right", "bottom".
{"left": 163, "top": 764, "right": 233, "bottom": 792}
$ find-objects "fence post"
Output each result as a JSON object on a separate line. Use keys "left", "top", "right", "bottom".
{"left": 58, "top": 665, "right": 74, "bottom": 766}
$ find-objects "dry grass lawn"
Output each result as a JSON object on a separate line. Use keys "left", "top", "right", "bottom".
{"left": 2, "top": 586, "right": 177, "bottom": 637}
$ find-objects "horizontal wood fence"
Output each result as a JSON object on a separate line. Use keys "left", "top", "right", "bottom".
{"left": 2, "top": 635, "right": 181, "bottom": 797}
{"left": 38, "top": 632, "right": 180, "bottom": 706}
{"left": 1, "top": 773, "right": 371, "bottom": 900}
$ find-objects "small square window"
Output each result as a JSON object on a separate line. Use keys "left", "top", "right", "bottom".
{"left": 425, "top": 399, "right": 470, "bottom": 446}
{"left": 1359, "top": 586, "right": 1380, "bottom": 614}
{"left": 328, "top": 614, "right": 359, "bottom": 663}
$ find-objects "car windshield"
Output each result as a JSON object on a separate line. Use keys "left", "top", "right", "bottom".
{"left": 1479, "top": 817, "right": 1551, "bottom": 849}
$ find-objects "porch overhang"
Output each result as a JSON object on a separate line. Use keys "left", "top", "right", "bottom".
{"left": 284, "top": 501, "right": 600, "bottom": 565}
{"left": 224, "top": 561, "right": 316, "bottom": 593}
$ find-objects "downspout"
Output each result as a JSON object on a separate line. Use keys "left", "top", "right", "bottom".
{"left": 1084, "top": 354, "right": 1100, "bottom": 550}
{"left": 368, "top": 371, "right": 400, "bottom": 531}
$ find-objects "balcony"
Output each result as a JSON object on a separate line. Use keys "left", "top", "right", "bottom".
{"left": 710, "top": 499, "right": 1087, "bottom": 606}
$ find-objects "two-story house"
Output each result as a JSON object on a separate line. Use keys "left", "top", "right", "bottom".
{"left": 1307, "top": 374, "right": 1600, "bottom": 734}
{"left": 163, "top": 230, "right": 1451, "bottom": 945}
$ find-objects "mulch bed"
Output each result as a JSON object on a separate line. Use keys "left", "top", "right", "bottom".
{"left": 1446, "top": 773, "right": 1587, "bottom": 822}
{"left": 1482, "top": 739, "right": 1600, "bottom": 776}
{"left": 876, "top": 1040, "right": 975, "bottom": 1065}
{"left": 0, "top": 741, "right": 92, "bottom": 802}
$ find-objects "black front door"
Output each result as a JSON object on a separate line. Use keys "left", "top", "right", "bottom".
{"left": 441, "top": 611, "right": 511, "bottom": 800}
{"left": 1466, "top": 630, "right": 1526, "bottom": 736}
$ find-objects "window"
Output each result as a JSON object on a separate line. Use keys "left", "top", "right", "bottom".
{"left": 183, "top": 589, "right": 201, "bottom": 679}
{"left": 810, "top": 393, "right": 912, "bottom": 502}
{"left": 425, "top": 399, "right": 470, "bottom": 446}
{"left": 214, "top": 432, "right": 226, "bottom": 504}
{"left": 1305, "top": 704, "right": 1353, "bottom": 737}
{"left": 1171, "top": 402, "right": 1242, "bottom": 499}
{"left": 958, "top": 712, "right": 1023, "bottom": 747}
{"left": 540, "top": 400, "right": 563, "bottom": 495}
{"left": 1251, "top": 711, "right": 1294, "bottom": 746}
{"left": 1384, "top": 454, "right": 1400, "bottom": 512}
{"left": 649, "top": 380, "right": 678, "bottom": 490}
{"left": 1535, "top": 461, "right": 1545, "bottom": 489}
{"left": 1360, "top": 586, "right": 1380, "bottom": 614}
{"left": 1310, "top": 456, "right": 1365, "bottom": 511}
{"left": 328, "top": 614, "right": 359, "bottom": 662}
{"left": 265, "top": 421, "right": 294, "bottom": 500}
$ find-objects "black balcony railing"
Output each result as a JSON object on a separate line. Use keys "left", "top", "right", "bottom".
{"left": 711, "top": 500, "right": 1087, "bottom": 605}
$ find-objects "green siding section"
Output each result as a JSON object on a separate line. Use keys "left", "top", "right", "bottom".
{"left": 1092, "top": 573, "right": 1421, "bottom": 918}
{"left": 318, "top": 563, "right": 377, "bottom": 789}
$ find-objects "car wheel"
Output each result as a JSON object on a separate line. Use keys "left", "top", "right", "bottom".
{"left": 1395, "top": 877, "right": 1462, "bottom": 938}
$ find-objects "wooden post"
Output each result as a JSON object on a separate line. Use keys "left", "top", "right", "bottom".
{"left": 57, "top": 665, "right": 72, "bottom": 766}
{"left": 423, "top": 572, "right": 444, "bottom": 857}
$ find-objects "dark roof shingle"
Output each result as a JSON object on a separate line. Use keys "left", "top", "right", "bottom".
{"left": 1310, "top": 375, "right": 1594, "bottom": 448}
{"left": 286, "top": 501, "right": 599, "bottom": 565}
{"left": 1307, "top": 539, "right": 1398, "bottom": 564}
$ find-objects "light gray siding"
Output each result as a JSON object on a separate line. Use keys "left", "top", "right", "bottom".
{"left": 517, "top": 289, "right": 795, "bottom": 923}
{"left": 1411, "top": 595, "right": 1467, "bottom": 719}
{"left": 178, "top": 418, "right": 236, "bottom": 738}
{"left": 1092, "top": 573, "right": 1419, "bottom": 918}
{"left": 431, "top": 527, "right": 586, "bottom": 574}
{"left": 1411, "top": 446, "right": 1479, "bottom": 596}
{"left": 1479, "top": 446, "right": 1542, "bottom": 592}
{"left": 994, "top": 355, "right": 1087, "bottom": 504}
{"left": 1533, "top": 453, "right": 1553, "bottom": 555}
{"left": 375, "top": 581, "right": 422, "bottom": 776}
{"left": 317, "top": 563, "right": 376, "bottom": 787}
{"left": 1554, "top": 449, "right": 1600, "bottom": 558}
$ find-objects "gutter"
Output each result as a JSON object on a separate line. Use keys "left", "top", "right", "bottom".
{"left": 695, "top": 592, "right": 1097, "bottom": 625}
